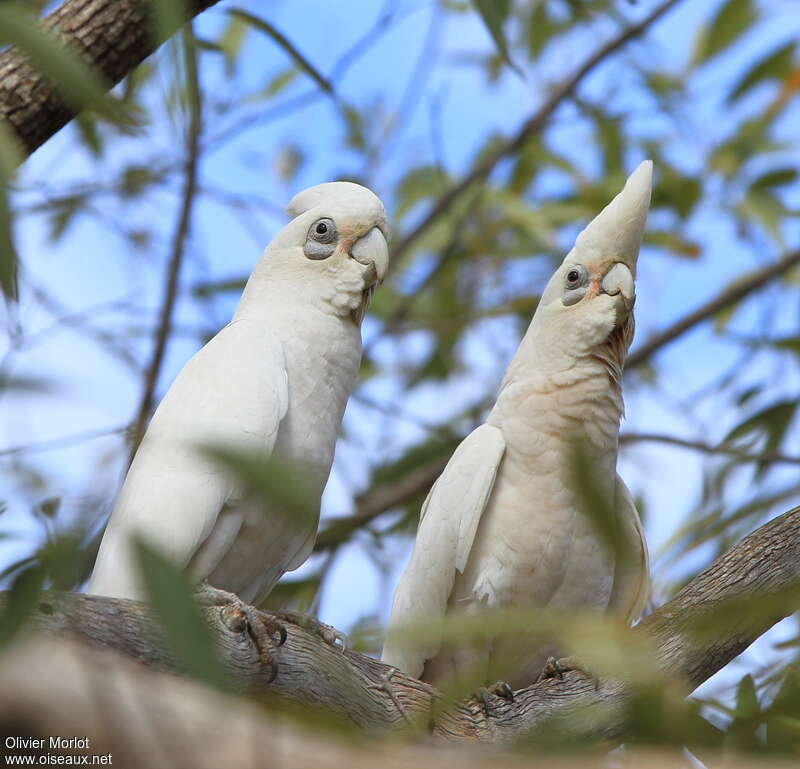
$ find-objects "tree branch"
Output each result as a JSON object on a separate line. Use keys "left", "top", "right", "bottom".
{"left": 388, "top": 0, "right": 682, "bottom": 268}
{"left": 0, "top": 0, "right": 221, "bottom": 158}
{"left": 620, "top": 431, "right": 800, "bottom": 466}
{"left": 314, "top": 454, "right": 449, "bottom": 553}
{"left": 628, "top": 248, "right": 800, "bottom": 369}
{"left": 7, "top": 506, "right": 799, "bottom": 744}
{"left": 7, "top": 638, "right": 798, "bottom": 769}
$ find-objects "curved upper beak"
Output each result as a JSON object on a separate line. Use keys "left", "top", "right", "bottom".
{"left": 600, "top": 262, "right": 635, "bottom": 311}
{"left": 351, "top": 226, "right": 389, "bottom": 286}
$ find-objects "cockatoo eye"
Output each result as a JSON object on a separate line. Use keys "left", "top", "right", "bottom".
{"left": 565, "top": 266, "right": 585, "bottom": 289}
{"left": 309, "top": 218, "right": 336, "bottom": 243}
{"left": 304, "top": 218, "right": 337, "bottom": 259}
{"left": 562, "top": 264, "right": 588, "bottom": 306}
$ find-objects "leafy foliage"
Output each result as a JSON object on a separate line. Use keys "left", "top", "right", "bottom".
{"left": 0, "top": 0, "right": 799, "bottom": 758}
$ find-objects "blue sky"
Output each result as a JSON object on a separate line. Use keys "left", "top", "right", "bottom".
{"left": 1, "top": 0, "right": 799, "bottom": 703}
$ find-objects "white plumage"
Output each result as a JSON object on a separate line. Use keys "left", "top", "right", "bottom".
{"left": 89, "top": 182, "right": 389, "bottom": 605}
{"left": 382, "top": 163, "right": 652, "bottom": 689}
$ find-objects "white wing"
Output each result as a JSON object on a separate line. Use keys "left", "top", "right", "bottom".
{"left": 608, "top": 474, "right": 650, "bottom": 622}
{"left": 381, "top": 424, "right": 506, "bottom": 677}
{"left": 87, "top": 320, "right": 289, "bottom": 600}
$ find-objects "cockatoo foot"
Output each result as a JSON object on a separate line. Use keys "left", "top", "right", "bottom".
{"left": 195, "top": 581, "right": 285, "bottom": 682}
{"left": 272, "top": 610, "right": 347, "bottom": 651}
{"left": 474, "top": 680, "right": 515, "bottom": 717}
{"left": 536, "top": 655, "right": 598, "bottom": 688}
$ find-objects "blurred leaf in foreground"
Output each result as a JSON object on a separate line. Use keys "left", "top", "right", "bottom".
{"left": 136, "top": 538, "right": 231, "bottom": 692}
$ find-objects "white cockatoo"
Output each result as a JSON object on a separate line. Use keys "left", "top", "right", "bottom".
{"left": 382, "top": 162, "right": 652, "bottom": 696}
{"left": 88, "top": 182, "right": 389, "bottom": 660}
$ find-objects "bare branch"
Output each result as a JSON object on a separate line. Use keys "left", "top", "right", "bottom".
{"left": 0, "top": 0, "right": 221, "bottom": 158}
{"left": 628, "top": 248, "right": 800, "bottom": 370}
{"left": 620, "top": 431, "right": 800, "bottom": 466}
{"left": 314, "top": 455, "right": 449, "bottom": 553}
{"left": 9, "top": 506, "right": 799, "bottom": 743}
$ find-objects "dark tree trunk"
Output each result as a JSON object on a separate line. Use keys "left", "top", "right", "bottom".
{"left": 0, "top": 0, "right": 221, "bottom": 157}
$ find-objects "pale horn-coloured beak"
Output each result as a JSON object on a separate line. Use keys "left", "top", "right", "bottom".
{"left": 573, "top": 160, "right": 653, "bottom": 279}
{"left": 351, "top": 226, "right": 389, "bottom": 285}
{"left": 601, "top": 262, "right": 635, "bottom": 310}
{"left": 350, "top": 226, "right": 389, "bottom": 324}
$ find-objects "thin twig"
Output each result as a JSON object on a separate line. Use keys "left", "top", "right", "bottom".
{"left": 620, "top": 431, "right": 800, "bottom": 466}
{"left": 228, "top": 9, "right": 335, "bottom": 95}
{"left": 0, "top": 424, "right": 126, "bottom": 458}
{"left": 314, "top": 454, "right": 450, "bottom": 552}
{"left": 628, "top": 248, "right": 800, "bottom": 369}
{"left": 127, "top": 27, "right": 203, "bottom": 465}
{"left": 388, "top": 0, "right": 682, "bottom": 269}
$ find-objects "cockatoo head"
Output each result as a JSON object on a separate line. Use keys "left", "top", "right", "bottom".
{"left": 533, "top": 161, "right": 652, "bottom": 380}
{"left": 261, "top": 181, "right": 390, "bottom": 324}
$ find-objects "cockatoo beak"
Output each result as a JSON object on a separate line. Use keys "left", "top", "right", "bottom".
{"left": 600, "top": 262, "right": 635, "bottom": 310}
{"left": 350, "top": 226, "right": 389, "bottom": 324}
{"left": 351, "top": 227, "right": 389, "bottom": 284}
{"left": 576, "top": 159, "right": 652, "bottom": 272}
{"left": 575, "top": 160, "right": 652, "bottom": 314}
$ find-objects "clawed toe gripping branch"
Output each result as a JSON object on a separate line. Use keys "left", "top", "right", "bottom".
{"left": 1, "top": 507, "right": 797, "bottom": 742}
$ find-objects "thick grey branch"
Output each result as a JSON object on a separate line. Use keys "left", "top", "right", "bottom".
{"left": 4, "top": 506, "right": 799, "bottom": 743}
{"left": 7, "top": 638, "right": 797, "bottom": 769}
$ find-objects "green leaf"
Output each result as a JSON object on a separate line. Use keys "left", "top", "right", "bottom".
{"left": 217, "top": 13, "right": 249, "bottom": 77}
{"left": 47, "top": 194, "right": 85, "bottom": 243}
{"left": 527, "top": 1, "right": 559, "bottom": 59}
{"left": 651, "top": 166, "right": 702, "bottom": 219}
{"left": 729, "top": 42, "right": 796, "bottom": 102}
{"left": 45, "top": 537, "right": 88, "bottom": 590}
{"left": 0, "top": 121, "right": 24, "bottom": 179}
{"left": 263, "top": 67, "right": 300, "bottom": 98}
{"left": 0, "top": 180, "right": 18, "bottom": 301}
{"left": 342, "top": 103, "right": 366, "bottom": 150}
{"left": 750, "top": 168, "right": 798, "bottom": 191}
{"left": 136, "top": 539, "right": 231, "bottom": 691}
{"left": 0, "top": 566, "right": 44, "bottom": 650}
{"left": 145, "top": 0, "right": 188, "bottom": 47}
{"left": 645, "top": 230, "right": 701, "bottom": 259}
{"left": 726, "top": 673, "right": 762, "bottom": 750}
{"left": 725, "top": 399, "right": 798, "bottom": 477}
{"left": 471, "top": 0, "right": 518, "bottom": 73}
{"left": 738, "top": 188, "right": 788, "bottom": 244}
{"left": 229, "top": 9, "right": 333, "bottom": 94}
{"left": 693, "top": 0, "right": 757, "bottom": 64}
{"left": 37, "top": 497, "right": 61, "bottom": 519}
{"left": 735, "top": 673, "right": 760, "bottom": 719}
{"left": 192, "top": 276, "right": 247, "bottom": 299}
{"left": 202, "top": 446, "right": 317, "bottom": 528}
{"left": 395, "top": 165, "right": 446, "bottom": 218}
{"left": 570, "top": 440, "right": 629, "bottom": 562}
{"left": 73, "top": 112, "right": 104, "bottom": 157}
{"left": 0, "top": 3, "right": 131, "bottom": 125}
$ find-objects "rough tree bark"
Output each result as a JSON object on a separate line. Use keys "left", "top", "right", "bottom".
{"left": 0, "top": 0, "right": 221, "bottom": 157}
{"left": 3, "top": 506, "right": 798, "bottom": 745}
{"left": 4, "top": 638, "right": 798, "bottom": 769}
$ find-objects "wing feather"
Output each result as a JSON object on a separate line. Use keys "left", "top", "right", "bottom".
{"left": 608, "top": 474, "right": 650, "bottom": 622}
{"left": 381, "top": 424, "right": 505, "bottom": 677}
{"left": 87, "top": 320, "right": 288, "bottom": 600}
